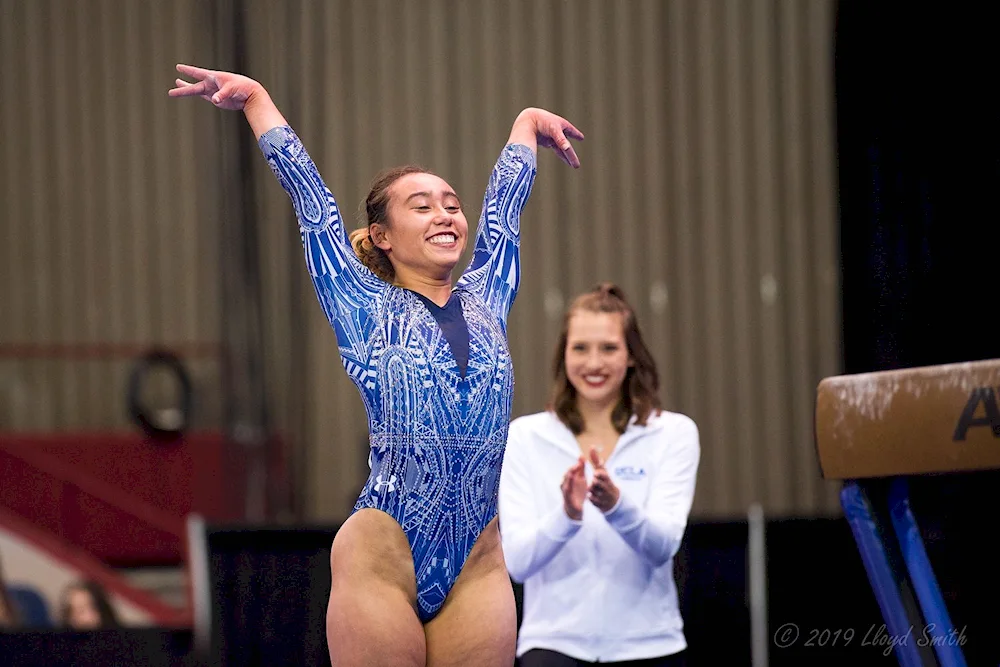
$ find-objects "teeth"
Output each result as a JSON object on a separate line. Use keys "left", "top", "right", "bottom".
{"left": 584, "top": 375, "right": 606, "bottom": 383}
{"left": 429, "top": 234, "right": 456, "bottom": 245}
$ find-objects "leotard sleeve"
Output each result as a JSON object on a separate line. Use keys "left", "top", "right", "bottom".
{"left": 456, "top": 144, "right": 537, "bottom": 325}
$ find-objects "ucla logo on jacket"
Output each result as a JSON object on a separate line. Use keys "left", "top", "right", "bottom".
{"left": 614, "top": 465, "right": 647, "bottom": 481}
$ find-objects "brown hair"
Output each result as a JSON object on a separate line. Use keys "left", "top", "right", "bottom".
{"left": 548, "top": 282, "right": 662, "bottom": 435}
{"left": 0, "top": 553, "right": 20, "bottom": 628}
{"left": 60, "top": 580, "right": 120, "bottom": 629}
{"left": 348, "top": 164, "right": 431, "bottom": 284}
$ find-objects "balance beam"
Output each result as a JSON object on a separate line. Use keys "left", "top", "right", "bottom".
{"left": 815, "top": 359, "right": 997, "bottom": 666}
{"left": 815, "top": 358, "right": 1000, "bottom": 480}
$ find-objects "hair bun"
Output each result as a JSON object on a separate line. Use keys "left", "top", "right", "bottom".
{"left": 594, "top": 282, "right": 627, "bottom": 302}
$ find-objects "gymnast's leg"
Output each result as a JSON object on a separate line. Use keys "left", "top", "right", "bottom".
{"left": 326, "top": 509, "right": 427, "bottom": 667}
{"left": 423, "top": 517, "right": 517, "bottom": 667}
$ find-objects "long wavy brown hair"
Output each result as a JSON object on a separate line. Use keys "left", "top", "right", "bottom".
{"left": 0, "top": 553, "right": 20, "bottom": 628}
{"left": 548, "top": 282, "right": 662, "bottom": 435}
{"left": 60, "top": 580, "right": 120, "bottom": 629}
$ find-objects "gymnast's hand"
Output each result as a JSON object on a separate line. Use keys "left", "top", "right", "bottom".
{"left": 587, "top": 449, "right": 621, "bottom": 513}
{"left": 168, "top": 64, "right": 262, "bottom": 111}
{"left": 508, "top": 107, "right": 585, "bottom": 168}
{"left": 561, "top": 456, "right": 588, "bottom": 521}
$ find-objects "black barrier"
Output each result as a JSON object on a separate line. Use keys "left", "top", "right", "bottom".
{"left": 679, "top": 514, "right": 997, "bottom": 666}
{"left": 673, "top": 521, "right": 753, "bottom": 666}
{"left": 187, "top": 516, "right": 338, "bottom": 667}
{"left": 0, "top": 628, "right": 194, "bottom": 667}
{"left": 181, "top": 514, "right": 995, "bottom": 667}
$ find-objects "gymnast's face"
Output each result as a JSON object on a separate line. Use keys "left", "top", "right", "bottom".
{"left": 377, "top": 173, "right": 469, "bottom": 280}
{"left": 564, "top": 310, "right": 633, "bottom": 411}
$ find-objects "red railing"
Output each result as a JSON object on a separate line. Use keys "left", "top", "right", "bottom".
{"left": 0, "top": 445, "right": 182, "bottom": 563}
{"left": 0, "top": 432, "right": 244, "bottom": 566}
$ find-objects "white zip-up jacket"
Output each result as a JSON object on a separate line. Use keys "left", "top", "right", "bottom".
{"left": 499, "top": 409, "right": 700, "bottom": 662}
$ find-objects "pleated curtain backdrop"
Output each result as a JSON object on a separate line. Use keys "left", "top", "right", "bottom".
{"left": 1, "top": 0, "right": 842, "bottom": 521}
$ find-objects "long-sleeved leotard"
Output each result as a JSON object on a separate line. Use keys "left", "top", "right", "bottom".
{"left": 259, "top": 125, "right": 536, "bottom": 622}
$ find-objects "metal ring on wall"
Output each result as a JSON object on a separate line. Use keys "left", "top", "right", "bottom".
{"left": 127, "top": 349, "right": 193, "bottom": 440}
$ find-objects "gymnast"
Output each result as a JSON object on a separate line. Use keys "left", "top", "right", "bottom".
{"left": 169, "top": 63, "right": 582, "bottom": 666}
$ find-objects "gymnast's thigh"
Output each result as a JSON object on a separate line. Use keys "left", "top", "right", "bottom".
{"left": 424, "top": 518, "right": 517, "bottom": 667}
{"left": 326, "top": 508, "right": 426, "bottom": 667}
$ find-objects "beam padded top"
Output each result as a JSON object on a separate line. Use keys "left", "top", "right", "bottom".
{"left": 815, "top": 358, "right": 1000, "bottom": 480}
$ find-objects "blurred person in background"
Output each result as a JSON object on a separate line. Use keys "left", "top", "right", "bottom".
{"left": 169, "top": 64, "right": 582, "bottom": 666}
{"left": 499, "top": 283, "right": 700, "bottom": 667}
{"left": 0, "top": 551, "right": 21, "bottom": 629}
{"left": 59, "top": 580, "right": 120, "bottom": 630}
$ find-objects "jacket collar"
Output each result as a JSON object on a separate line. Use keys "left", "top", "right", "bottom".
{"left": 538, "top": 410, "right": 666, "bottom": 456}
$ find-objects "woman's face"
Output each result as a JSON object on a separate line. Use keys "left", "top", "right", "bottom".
{"left": 564, "top": 310, "right": 632, "bottom": 411}
{"left": 376, "top": 172, "right": 469, "bottom": 281}
{"left": 66, "top": 588, "right": 102, "bottom": 629}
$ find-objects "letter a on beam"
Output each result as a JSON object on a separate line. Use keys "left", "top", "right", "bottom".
{"left": 952, "top": 387, "right": 1000, "bottom": 441}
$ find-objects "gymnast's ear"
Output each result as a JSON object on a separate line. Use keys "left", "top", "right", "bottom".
{"left": 369, "top": 223, "right": 391, "bottom": 251}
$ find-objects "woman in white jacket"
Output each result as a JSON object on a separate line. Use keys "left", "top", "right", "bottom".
{"left": 499, "top": 283, "right": 700, "bottom": 667}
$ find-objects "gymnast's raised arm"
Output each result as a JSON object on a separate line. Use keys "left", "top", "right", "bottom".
{"left": 168, "top": 64, "right": 383, "bottom": 332}
{"left": 457, "top": 108, "right": 584, "bottom": 323}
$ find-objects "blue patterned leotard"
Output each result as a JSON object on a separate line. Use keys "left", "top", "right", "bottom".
{"left": 258, "top": 126, "right": 536, "bottom": 622}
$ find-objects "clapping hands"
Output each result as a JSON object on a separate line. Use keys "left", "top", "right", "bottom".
{"left": 561, "top": 449, "right": 621, "bottom": 519}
